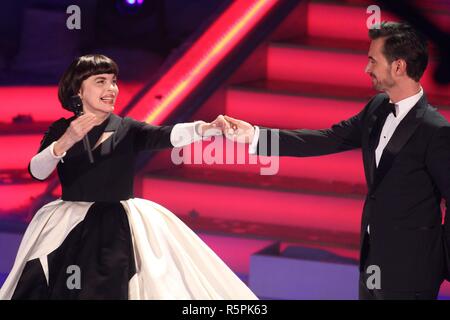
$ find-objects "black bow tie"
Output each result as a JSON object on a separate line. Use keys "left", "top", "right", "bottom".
{"left": 382, "top": 102, "right": 397, "bottom": 117}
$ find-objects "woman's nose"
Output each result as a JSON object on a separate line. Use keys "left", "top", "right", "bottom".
{"left": 108, "top": 83, "right": 118, "bottom": 92}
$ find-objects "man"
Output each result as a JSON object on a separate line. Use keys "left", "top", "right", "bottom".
{"left": 221, "top": 22, "right": 450, "bottom": 299}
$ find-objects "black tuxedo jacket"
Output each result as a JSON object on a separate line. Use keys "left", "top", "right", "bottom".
{"left": 256, "top": 93, "right": 450, "bottom": 291}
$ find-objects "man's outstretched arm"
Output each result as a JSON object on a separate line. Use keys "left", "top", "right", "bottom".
{"left": 222, "top": 108, "right": 365, "bottom": 157}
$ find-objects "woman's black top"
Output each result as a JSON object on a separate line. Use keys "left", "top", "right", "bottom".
{"left": 31, "top": 114, "right": 174, "bottom": 202}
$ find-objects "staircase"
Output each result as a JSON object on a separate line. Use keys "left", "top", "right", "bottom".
{"left": 139, "top": 0, "right": 450, "bottom": 297}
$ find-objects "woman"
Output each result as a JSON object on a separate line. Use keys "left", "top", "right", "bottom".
{"left": 0, "top": 54, "right": 257, "bottom": 300}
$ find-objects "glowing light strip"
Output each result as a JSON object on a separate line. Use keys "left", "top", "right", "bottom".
{"left": 144, "top": 0, "right": 277, "bottom": 123}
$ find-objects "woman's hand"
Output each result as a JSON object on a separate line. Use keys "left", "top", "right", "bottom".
{"left": 222, "top": 115, "right": 255, "bottom": 143}
{"left": 197, "top": 115, "right": 255, "bottom": 143}
{"left": 54, "top": 113, "right": 98, "bottom": 156}
{"left": 197, "top": 115, "right": 229, "bottom": 137}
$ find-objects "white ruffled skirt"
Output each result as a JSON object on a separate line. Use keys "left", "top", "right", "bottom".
{"left": 0, "top": 198, "right": 258, "bottom": 300}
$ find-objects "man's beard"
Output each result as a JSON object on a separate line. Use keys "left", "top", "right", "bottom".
{"left": 370, "top": 75, "right": 394, "bottom": 92}
{"left": 371, "top": 76, "right": 383, "bottom": 91}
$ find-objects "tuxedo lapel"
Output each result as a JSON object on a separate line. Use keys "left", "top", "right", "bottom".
{"left": 372, "top": 95, "right": 428, "bottom": 192}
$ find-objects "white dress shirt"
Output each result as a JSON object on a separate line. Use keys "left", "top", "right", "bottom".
{"left": 368, "top": 87, "right": 423, "bottom": 234}
{"left": 375, "top": 87, "right": 423, "bottom": 167}
{"left": 248, "top": 87, "right": 424, "bottom": 235}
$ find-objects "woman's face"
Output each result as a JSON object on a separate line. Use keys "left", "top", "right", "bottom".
{"left": 78, "top": 73, "right": 119, "bottom": 116}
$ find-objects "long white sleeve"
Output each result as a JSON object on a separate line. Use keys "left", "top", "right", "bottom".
{"left": 170, "top": 121, "right": 222, "bottom": 148}
{"left": 29, "top": 141, "right": 66, "bottom": 180}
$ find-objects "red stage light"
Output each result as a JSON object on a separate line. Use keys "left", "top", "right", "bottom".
{"left": 127, "top": 0, "right": 278, "bottom": 124}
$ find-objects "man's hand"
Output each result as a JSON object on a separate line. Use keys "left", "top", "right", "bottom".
{"left": 197, "top": 115, "right": 255, "bottom": 143}
{"left": 197, "top": 115, "right": 230, "bottom": 137}
{"left": 222, "top": 115, "right": 255, "bottom": 143}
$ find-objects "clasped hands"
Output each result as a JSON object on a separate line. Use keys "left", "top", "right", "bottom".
{"left": 197, "top": 115, "right": 255, "bottom": 143}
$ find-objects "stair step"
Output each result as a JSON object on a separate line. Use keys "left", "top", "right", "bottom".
{"left": 179, "top": 213, "right": 360, "bottom": 249}
{"left": 147, "top": 163, "right": 367, "bottom": 196}
{"left": 0, "top": 86, "right": 70, "bottom": 122}
{"left": 0, "top": 121, "right": 52, "bottom": 135}
{"left": 307, "top": 2, "right": 390, "bottom": 42}
{"left": 307, "top": 2, "right": 450, "bottom": 41}
{"left": 286, "top": 36, "right": 370, "bottom": 53}
{"left": 0, "top": 182, "right": 48, "bottom": 213}
{"left": 266, "top": 42, "right": 450, "bottom": 100}
{"left": 142, "top": 176, "right": 364, "bottom": 235}
{"left": 240, "top": 79, "right": 449, "bottom": 107}
{"left": 0, "top": 82, "right": 141, "bottom": 122}
{"left": 198, "top": 233, "right": 273, "bottom": 276}
{"left": 275, "top": 34, "right": 441, "bottom": 63}
{"left": 0, "top": 169, "right": 31, "bottom": 183}
{"left": 0, "top": 169, "right": 61, "bottom": 216}
{"left": 151, "top": 142, "right": 366, "bottom": 190}
{"left": 226, "top": 86, "right": 365, "bottom": 129}
{"left": 0, "top": 134, "right": 41, "bottom": 170}
{"left": 225, "top": 86, "right": 450, "bottom": 129}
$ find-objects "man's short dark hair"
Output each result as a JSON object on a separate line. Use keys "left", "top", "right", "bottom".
{"left": 369, "top": 21, "right": 428, "bottom": 82}
{"left": 58, "top": 54, "right": 119, "bottom": 111}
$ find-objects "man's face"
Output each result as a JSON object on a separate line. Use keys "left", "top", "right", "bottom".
{"left": 365, "top": 38, "right": 396, "bottom": 91}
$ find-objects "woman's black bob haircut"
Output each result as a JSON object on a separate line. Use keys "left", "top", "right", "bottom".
{"left": 58, "top": 54, "right": 119, "bottom": 111}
